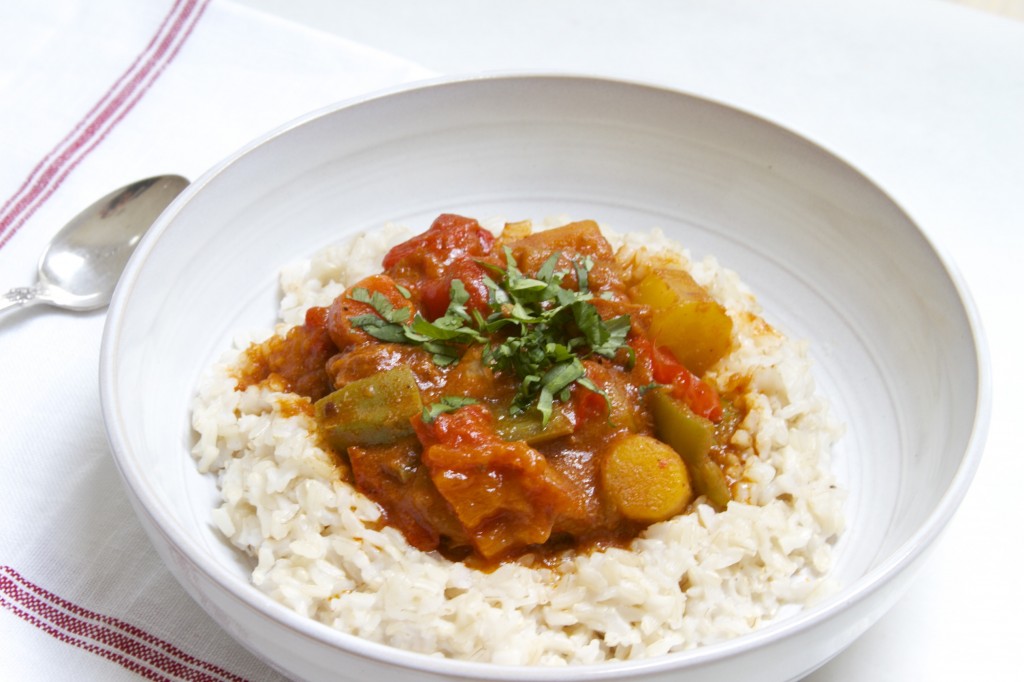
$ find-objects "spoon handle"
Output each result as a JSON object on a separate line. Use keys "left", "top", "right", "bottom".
{"left": 0, "top": 286, "right": 43, "bottom": 316}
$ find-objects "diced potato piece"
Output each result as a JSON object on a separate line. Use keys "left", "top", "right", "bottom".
{"left": 649, "top": 389, "right": 730, "bottom": 508}
{"left": 507, "top": 220, "right": 614, "bottom": 272}
{"left": 632, "top": 268, "right": 733, "bottom": 375}
{"left": 314, "top": 366, "right": 423, "bottom": 451}
{"left": 499, "top": 219, "right": 533, "bottom": 241}
{"left": 601, "top": 434, "right": 693, "bottom": 523}
{"left": 495, "top": 407, "right": 574, "bottom": 445}
{"left": 509, "top": 220, "right": 611, "bottom": 256}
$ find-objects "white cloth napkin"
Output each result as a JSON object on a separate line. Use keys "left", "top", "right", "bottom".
{"left": 0, "top": 1, "right": 431, "bottom": 679}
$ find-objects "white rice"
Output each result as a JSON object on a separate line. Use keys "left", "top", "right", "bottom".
{"left": 191, "top": 219, "right": 844, "bottom": 665}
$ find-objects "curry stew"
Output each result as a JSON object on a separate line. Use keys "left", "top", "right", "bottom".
{"left": 237, "top": 215, "right": 747, "bottom": 565}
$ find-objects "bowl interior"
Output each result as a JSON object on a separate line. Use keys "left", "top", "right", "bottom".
{"left": 103, "top": 75, "right": 984, "bottom": 674}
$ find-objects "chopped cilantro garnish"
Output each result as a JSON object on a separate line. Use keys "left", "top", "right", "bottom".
{"left": 348, "top": 283, "right": 484, "bottom": 363}
{"left": 477, "top": 247, "right": 631, "bottom": 422}
{"left": 347, "top": 246, "right": 632, "bottom": 424}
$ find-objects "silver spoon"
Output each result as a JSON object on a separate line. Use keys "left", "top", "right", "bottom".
{"left": 0, "top": 175, "right": 188, "bottom": 317}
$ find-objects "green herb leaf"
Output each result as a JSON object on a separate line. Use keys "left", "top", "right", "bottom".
{"left": 348, "top": 287, "right": 409, "bottom": 324}
{"left": 423, "top": 396, "right": 478, "bottom": 423}
{"left": 447, "top": 279, "right": 472, "bottom": 320}
{"left": 533, "top": 360, "right": 587, "bottom": 425}
{"left": 348, "top": 313, "right": 409, "bottom": 343}
{"left": 638, "top": 381, "right": 666, "bottom": 395}
{"left": 574, "top": 255, "right": 593, "bottom": 294}
{"left": 589, "top": 313, "right": 632, "bottom": 359}
{"left": 535, "top": 251, "right": 561, "bottom": 282}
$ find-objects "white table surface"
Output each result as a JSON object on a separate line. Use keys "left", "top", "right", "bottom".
{"left": 3, "top": 0, "right": 1018, "bottom": 679}
{"left": 228, "top": 0, "right": 1023, "bottom": 679}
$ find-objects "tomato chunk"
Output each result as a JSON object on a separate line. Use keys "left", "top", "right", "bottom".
{"left": 383, "top": 214, "right": 496, "bottom": 281}
{"left": 236, "top": 304, "right": 337, "bottom": 400}
{"left": 348, "top": 438, "right": 468, "bottom": 552}
{"left": 634, "top": 335, "right": 723, "bottom": 422}
{"left": 414, "top": 405, "right": 582, "bottom": 560}
{"left": 325, "top": 274, "right": 411, "bottom": 351}
{"left": 418, "top": 257, "right": 492, "bottom": 321}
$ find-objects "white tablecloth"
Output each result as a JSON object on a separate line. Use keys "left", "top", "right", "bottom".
{"left": 0, "top": 2, "right": 428, "bottom": 680}
{"left": 2, "top": 0, "right": 1022, "bottom": 680}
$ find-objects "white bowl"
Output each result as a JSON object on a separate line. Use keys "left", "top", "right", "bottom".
{"left": 100, "top": 75, "right": 989, "bottom": 682}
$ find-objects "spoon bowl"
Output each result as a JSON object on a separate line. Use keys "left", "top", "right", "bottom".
{"left": 1, "top": 175, "right": 189, "bottom": 315}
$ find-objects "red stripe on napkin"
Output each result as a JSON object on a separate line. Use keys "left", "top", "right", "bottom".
{"left": 0, "top": 0, "right": 209, "bottom": 250}
{"left": 1, "top": 566, "right": 249, "bottom": 682}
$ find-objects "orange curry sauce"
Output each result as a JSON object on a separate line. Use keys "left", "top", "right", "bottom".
{"left": 236, "top": 215, "right": 744, "bottom": 567}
